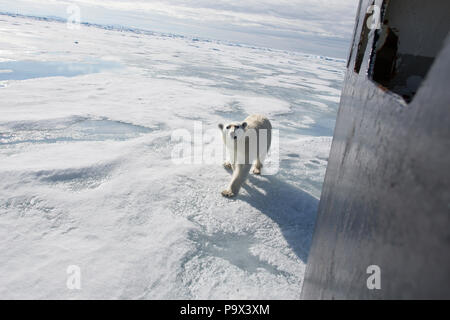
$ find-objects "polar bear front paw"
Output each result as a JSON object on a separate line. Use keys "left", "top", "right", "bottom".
{"left": 221, "top": 189, "right": 235, "bottom": 198}
{"left": 223, "top": 161, "right": 232, "bottom": 170}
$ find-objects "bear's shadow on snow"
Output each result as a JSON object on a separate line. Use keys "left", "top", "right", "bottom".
{"left": 239, "top": 174, "right": 319, "bottom": 263}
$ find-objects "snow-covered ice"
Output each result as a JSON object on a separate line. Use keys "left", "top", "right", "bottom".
{"left": 0, "top": 14, "right": 345, "bottom": 299}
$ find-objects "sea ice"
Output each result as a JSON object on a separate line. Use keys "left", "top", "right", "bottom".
{"left": 0, "top": 13, "right": 345, "bottom": 299}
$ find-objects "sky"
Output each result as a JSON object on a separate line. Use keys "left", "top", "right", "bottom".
{"left": 0, "top": 0, "right": 359, "bottom": 58}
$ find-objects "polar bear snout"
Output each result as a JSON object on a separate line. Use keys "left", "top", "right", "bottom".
{"left": 229, "top": 127, "right": 244, "bottom": 141}
{"left": 220, "top": 123, "right": 247, "bottom": 141}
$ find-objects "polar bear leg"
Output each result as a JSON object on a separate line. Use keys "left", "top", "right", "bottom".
{"left": 221, "top": 164, "right": 251, "bottom": 197}
{"left": 252, "top": 158, "right": 262, "bottom": 175}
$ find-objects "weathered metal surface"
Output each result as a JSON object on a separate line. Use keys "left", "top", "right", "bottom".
{"left": 301, "top": 0, "right": 450, "bottom": 299}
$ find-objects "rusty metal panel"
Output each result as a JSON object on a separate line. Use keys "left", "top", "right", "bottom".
{"left": 301, "top": 0, "right": 450, "bottom": 299}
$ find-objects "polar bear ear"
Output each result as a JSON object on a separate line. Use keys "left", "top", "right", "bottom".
{"left": 241, "top": 122, "right": 248, "bottom": 129}
{"left": 218, "top": 123, "right": 224, "bottom": 130}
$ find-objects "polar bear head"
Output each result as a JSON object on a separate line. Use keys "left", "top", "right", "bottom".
{"left": 218, "top": 122, "right": 248, "bottom": 141}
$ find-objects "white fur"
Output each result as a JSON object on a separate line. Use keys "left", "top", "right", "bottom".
{"left": 218, "top": 114, "right": 272, "bottom": 197}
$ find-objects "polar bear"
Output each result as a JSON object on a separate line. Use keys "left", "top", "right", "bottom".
{"left": 218, "top": 114, "right": 272, "bottom": 198}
